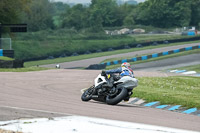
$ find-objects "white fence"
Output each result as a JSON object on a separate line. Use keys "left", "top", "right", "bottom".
{"left": 0, "top": 38, "right": 12, "bottom": 50}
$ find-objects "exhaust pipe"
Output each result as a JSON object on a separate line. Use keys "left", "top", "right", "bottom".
{"left": 92, "top": 95, "right": 99, "bottom": 98}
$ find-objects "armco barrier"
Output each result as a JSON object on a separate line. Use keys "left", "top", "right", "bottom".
{"left": 102, "top": 45, "right": 200, "bottom": 67}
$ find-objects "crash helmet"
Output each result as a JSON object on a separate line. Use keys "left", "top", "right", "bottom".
{"left": 121, "top": 62, "right": 130, "bottom": 68}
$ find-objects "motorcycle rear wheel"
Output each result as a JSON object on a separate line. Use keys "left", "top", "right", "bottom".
{"left": 81, "top": 85, "right": 95, "bottom": 101}
{"left": 106, "top": 88, "right": 127, "bottom": 105}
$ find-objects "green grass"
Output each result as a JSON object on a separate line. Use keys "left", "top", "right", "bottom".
{"left": 133, "top": 76, "right": 200, "bottom": 109}
{"left": 129, "top": 34, "right": 192, "bottom": 42}
{"left": 12, "top": 31, "right": 136, "bottom": 60}
{"left": 0, "top": 56, "right": 14, "bottom": 61}
{"left": 173, "top": 64, "right": 200, "bottom": 73}
{"left": 12, "top": 28, "right": 199, "bottom": 61}
{"left": 0, "top": 67, "right": 51, "bottom": 72}
{"left": 24, "top": 40, "right": 200, "bottom": 67}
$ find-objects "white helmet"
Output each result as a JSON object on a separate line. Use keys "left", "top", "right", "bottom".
{"left": 121, "top": 62, "right": 130, "bottom": 68}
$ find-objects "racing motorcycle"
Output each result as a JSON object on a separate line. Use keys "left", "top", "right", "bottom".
{"left": 81, "top": 72, "right": 138, "bottom": 105}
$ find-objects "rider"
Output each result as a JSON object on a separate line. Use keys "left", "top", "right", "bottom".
{"left": 101, "top": 62, "right": 135, "bottom": 88}
{"left": 101, "top": 62, "right": 135, "bottom": 101}
{"left": 102, "top": 62, "right": 134, "bottom": 78}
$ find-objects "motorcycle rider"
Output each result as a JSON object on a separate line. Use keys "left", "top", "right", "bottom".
{"left": 101, "top": 62, "right": 135, "bottom": 101}
{"left": 102, "top": 62, "right": 134, "bottom": 78}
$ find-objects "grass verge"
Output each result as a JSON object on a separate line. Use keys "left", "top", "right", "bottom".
{"left": 0, "top": 67, "right": 51, "bottom": 72}
{"left": 0, "top": 57, "right": 14, "bottom": 61}
{"left": 133, "top": 76, "right": 200, "bottom": 109}
{"left": 24, "top": 40, "right": 200, "bottom": 67}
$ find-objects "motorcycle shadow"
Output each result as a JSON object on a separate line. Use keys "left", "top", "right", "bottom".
{"left": 89, "top": 100, "right": 144, "bottom": 108}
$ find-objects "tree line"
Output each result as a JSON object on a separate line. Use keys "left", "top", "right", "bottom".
{"left": 1, "top": 0, "right": 200, "bottom": 32}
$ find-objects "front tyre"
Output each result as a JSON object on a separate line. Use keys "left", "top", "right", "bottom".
{"left": 81, "top": 86, "right": 95, "bottom": 101}
{"left": 106, "top": 88, "right": 127, "bottom": 105}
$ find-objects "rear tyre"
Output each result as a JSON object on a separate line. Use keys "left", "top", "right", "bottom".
{"left": 81, "top": 86, "right": 95, "bottom": 101}
{"left": 106, "top": 88, "right": 127, "bottom": 105}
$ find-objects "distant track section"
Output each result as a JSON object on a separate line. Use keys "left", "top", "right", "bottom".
{"left": 41, "top": 43, "right": 200, "bottom": 69}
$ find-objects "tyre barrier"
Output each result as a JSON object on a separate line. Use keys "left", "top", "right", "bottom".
{"left": 0, "top": 49, "right": 14, "bottom": 58}
{"left": 0, "top": 59, "right": 24, "bottom": 68}
{"left": 86, "top": 63, "right": 107, "bottom": 70}
{"left": 0, "top": 49, "right": 3, "bottom": 56}
{"left": 102, "top": 45, "right": 200, "bottom": 67}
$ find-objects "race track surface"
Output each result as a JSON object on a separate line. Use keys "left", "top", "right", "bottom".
{"left": 0, "top": 69, "right": 200, "bottom": 132}
{"left": 134, "top": 53, "right": 200, "bottom": 71}
{"left": 41, "top": 42, "right": 200, "bottom": 69}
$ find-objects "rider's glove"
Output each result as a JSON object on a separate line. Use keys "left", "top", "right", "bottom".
{"left": 101, "top": 70, "right": 106, "bottom": 76}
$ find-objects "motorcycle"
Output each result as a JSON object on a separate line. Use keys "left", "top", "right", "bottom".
{"left": 81, "top": 72, "right": 138, "bottom": 105}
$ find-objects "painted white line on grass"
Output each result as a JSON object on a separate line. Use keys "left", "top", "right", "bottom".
{"left": 0, "top": 116, "right": 199, "bottom": 133}
{"left": 170, "top": 70, "right": 178, "bottom": 73}
{"left": 182, "top": 71, "right": 197, "bottom": 75}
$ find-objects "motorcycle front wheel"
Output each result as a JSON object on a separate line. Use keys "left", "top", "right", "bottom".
{"left": 81, "top": 85, "right": 95, "bottom": 101}
{"left": 106, "top": 88, "right": 127, "bottom": 105}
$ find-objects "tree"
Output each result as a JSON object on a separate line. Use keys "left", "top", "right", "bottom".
{"left": 123, "top": 13, "right": 135, "bottom": 26}
{"left": 134, "top": 0, "right": 192, "bottom": 28}
{"left": 88, "top": 7, "right": 103, "bottom": 31}
{"left": 62, "top": 4, "right": 89, "bottom": 30}
{"left": 61, "top": 0, "right": 121, "bottom": 31}
{"left": 172, "top": 1, "right": 191, "bottom": 27}
{"left": 190, "top": 0, "right": 200, "bottom": 28}
{"left": 52, "top": 2, "right": 69, "bottom": 15}
{"left": 120, "top": 4, "right": 137, "bottom": 26}
{"left": 23, "top": 0, "right": 54, "bottom": 31}
{"left": 90, "top": 0, "right": 119, "bottom": 27}
{"left": 0, "top": 0, "right": 30, "bottom": 24}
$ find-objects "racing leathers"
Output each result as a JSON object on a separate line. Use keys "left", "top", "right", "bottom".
{"left": 103, "top": 66, "right": 135, "bottom": 101}
{"left": 101, "top": 66, "right": 134, "bottom": 88}
{"left": 105, "top": 66, "right": 134, "bottom": 78}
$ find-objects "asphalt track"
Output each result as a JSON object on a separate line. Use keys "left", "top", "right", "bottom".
{"left": 0, "top": 69, "right": 200, "bottom": 132}
{"left": 133, "top": 53, "right": 200, "bottom": 71}
{"left": 41, "top": 42, "right": 200, "bottom": 69}
{"left": 0, "top": 43, "right": 200, "bottom": 132}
